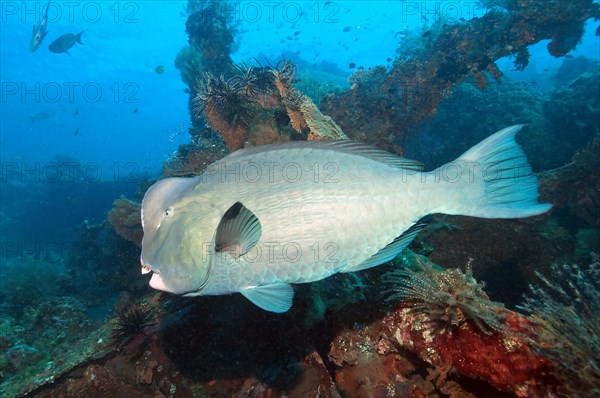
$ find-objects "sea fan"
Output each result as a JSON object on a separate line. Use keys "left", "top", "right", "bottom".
{"left": 383, "top": 254, "right": 507, "bottom": 335}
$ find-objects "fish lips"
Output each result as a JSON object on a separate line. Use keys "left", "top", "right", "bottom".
{"left": 141, "top": 257, "right": 205, "bottom": 295}
{"left": 149, "top": 272, "right": 172, "bottom": 292}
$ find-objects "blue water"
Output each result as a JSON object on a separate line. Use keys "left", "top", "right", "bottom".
{"left": 1, "top": 2, "right": 598, "bottom": 175}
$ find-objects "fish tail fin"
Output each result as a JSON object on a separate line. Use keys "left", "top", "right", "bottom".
{"left": 436, "top": 125, "right": 551, "bottom": 219}
{"left": 76, "top": 31, "right": 84, "bottom": 44}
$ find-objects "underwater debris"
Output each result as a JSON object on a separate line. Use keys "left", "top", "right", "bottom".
{"left": 517, "top": 255, "right": 600, "bottom": 397}
{"left": 321, "top": 0, "right": 600, "bottom": 147}
{"left": 383, "top": 253, "right": 507, "bottom": 335}
{"left": 274, "top": 60, "right": 348, "bottom": 141}
{"left": 112, "top": 303, "right": 157, "bottom": 346}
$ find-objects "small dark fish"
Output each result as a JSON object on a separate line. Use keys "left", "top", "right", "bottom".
{"left": 73, "top": 128, "right": 79, "bottom": 136}
{"left": 48, "top": 31, "right": 84, "bottom": 55}
{"left": 422, "top": 30, "right": 432, "bottom": 37}
{"left": 30, "top": 3, "right": 49, "bottom": 52}
{"left": 564, "top": 54, "right": 574, "bottom": 59}
{"left": 421, "top": 14, "right": 429, "bottom": 22}
{"left": 293, "top": 31, "right": 300, "bottom": 36}
{"left": 386, "top": 58, "right": 392, "bottom": 62}
{"left": 29, "top": 110, "right": 54, "bottom": 122}
{"left": 343, "top": 26, "right": 351, "bottom": 32}
{"left": 74, "top": 109, "right": 79, "bottom": 116}
{"left": 184, "top": 88, "right": 190, "bottom": 94}
{"left": 133, "top": 108, "right": 139, "bottom": 113}
{"left": 155, "top": 65, "right": 166, "bottom": 74}
{"left": 349, "top": 62, "right": 356, "bottom": 69}
{"left": 287, "top": 36, "right": 293, "bottom": 40}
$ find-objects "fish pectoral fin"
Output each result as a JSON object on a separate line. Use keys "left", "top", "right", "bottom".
{"left": 215, "top": 202, "right": 262, "bottom": 259}
{"left": 341, "top": 217, "right": 430, "bottom": 273}
{"left": 240, "top": 283, "right": 294, "bottom": 313}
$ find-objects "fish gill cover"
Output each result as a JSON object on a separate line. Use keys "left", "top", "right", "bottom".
{"left": 0, "top": 0, "right": 599, "bottom": 397}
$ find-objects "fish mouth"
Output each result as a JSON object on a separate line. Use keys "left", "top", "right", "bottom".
{"left": 149, "top": 273, "right": 172, "bottom": 292}
{"left": 140, "top": 255, "right": 152, "bottom": 274}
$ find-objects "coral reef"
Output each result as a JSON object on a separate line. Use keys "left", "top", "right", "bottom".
{"left": 401, "top": 71, "right": 599, "bottom": 172}
{"left": 517, "top": 256, "right": 600, "bottom": 397}
{"left": 193, "top": 61, "right": 347, "bottom": 151}
{"left": 67, "top": 221, "right": 146, "bottom": 308}
{"left": 321, "top": 0, "right": 600, "bottom": 150}
{"left": 0, "top": 297, "right": 111, "bottom": 398}
{"left": 112, "top": 302, "right": 157, "bottom": 346}
{"left": 176, "top": 1, "right": 236, "bottom": 87}
{"left": 383, "top": 252, "right": 507, "bottom": 335}
{"left": 543, "top": 71, "right": 600, "bottom": 165}
{"left": 107, "top": 196, "right": 143, "bottom": 246}
{"left": 0, "top": 252, "right": 69, "bottom": 318}
{"left": 194, "top": 73, "right": 253, "bottom": 151}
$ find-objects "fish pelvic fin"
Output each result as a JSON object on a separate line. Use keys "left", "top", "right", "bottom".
{"left": 435, "top": 125, "right": 551, "bottom": 219}
{"left": 240, "top": 283, "right": 294, "bottom": 313}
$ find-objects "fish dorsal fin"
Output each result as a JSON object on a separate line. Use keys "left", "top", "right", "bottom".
{"left": 341, "top": 217, "right": 430, "bottom": 273}
{"left": 215, "top": 202, "right": 262, "bottom": 258}
{"left": 241, "top": 283, "right": 294, "bottom": 313}
{"left": 228, "top": 140, "right": 423, "bottom": 171}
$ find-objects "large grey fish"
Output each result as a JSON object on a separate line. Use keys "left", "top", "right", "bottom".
{"left": 29, "top": 4, "right": 49, "bottom": 52}
{"left": 48, "top": 32, "right": 83, "bottom": 55}
{"left": 140, "top": 125, "right": 551, "bottom": 312}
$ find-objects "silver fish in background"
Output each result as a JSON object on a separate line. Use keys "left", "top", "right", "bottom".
{"left": 29, "top": 3, "right": 49, "bottom": 52}
{"left": 48, "top": 32, "right": 84, "bottom": 55}
{"left": 140, "top": 125, "right": 551, "bottom": 312}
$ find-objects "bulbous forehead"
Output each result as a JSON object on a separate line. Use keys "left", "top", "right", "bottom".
{"left": 141, "top": 177, "right": 200, "bottom": 230}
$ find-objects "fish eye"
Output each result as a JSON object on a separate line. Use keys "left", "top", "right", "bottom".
{"left": 164, "top": 207, "right": 174, "bottom": 217}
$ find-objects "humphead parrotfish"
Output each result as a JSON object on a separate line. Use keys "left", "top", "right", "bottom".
{"left": 48, "top": 32, "right": 83, "bottom": 55}
{"left": 140, "top": 125, "right": 551, "bottom": 312}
